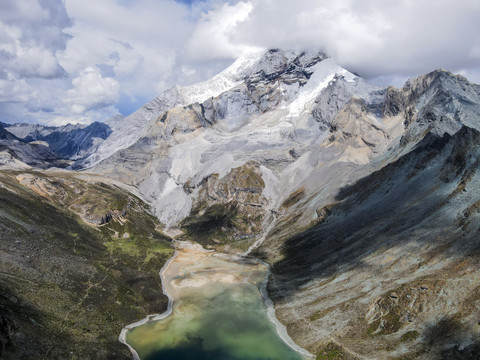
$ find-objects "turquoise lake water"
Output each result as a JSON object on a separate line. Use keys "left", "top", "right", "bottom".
{"left": 125, "top": 246, "right": 305, "bottom": 360}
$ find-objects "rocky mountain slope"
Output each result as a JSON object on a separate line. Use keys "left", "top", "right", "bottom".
{"left": 42, "top": 121, "right": 112, "bottom": 160}
{"left": 258, "top": 70, "right": 480, "bottom": 359}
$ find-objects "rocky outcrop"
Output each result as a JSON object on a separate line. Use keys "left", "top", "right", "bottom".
{"left": 99, "top": 208, "right": 128, "bottom": 225}
{"left": 323, "top": 96, "right": 392, "bottom": 163}
{"left": 181, "top": 161, "right": 267, "bottom": 248}
{"left": 100, "top": 212, "right": 113, "bottom": 225}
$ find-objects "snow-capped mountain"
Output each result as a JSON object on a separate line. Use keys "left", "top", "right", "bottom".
{"left": 77, "top": 50, "right": 480, "bottom": 358}
{"left": 2, "top": 47, "right": 480, "bottom": 359}
{"left": 78, "top": 51, "right": 266, "bottom": 168}
{"left": 85, "top": 50, "right": 374, "bottom": 227}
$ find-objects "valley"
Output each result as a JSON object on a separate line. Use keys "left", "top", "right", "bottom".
{"left": 1, "top": 49, "right": 480, "bottom": 359}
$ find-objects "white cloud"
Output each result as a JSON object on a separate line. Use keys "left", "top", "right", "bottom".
{"left": 185, "top": 1, "right": 259, "bottom": 60}
{"left": 0, "top": 0, "right": 198, "bottom": 125}
{"left": 229, "top": 0, "right": 480, "bottom": 80}
{"left": 1, "top": 0, "right": 480, "bottom": 126}
{"left": 48, "top": 104, "right": 120, "bottom": 126}
{"left": 0, "top": 73, "right": 34, "bottom": 103}
{"left": 66, "top": 66, "right": 120, "bottom": 114}
{"left": 0, "top": 0, "right": 50, "bottom": 23}
{"left": 0, "top": 21, "right": 64, "bottom": 79}
{"left": 58, "top": 0, "right": 192, "bottom": 100}
{"left": 12, "top": 45, "right": 63, "bottom": 78}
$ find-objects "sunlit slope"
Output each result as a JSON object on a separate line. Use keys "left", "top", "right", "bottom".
{"left": 0, "top": 170, "right": 173, "bottom": 359}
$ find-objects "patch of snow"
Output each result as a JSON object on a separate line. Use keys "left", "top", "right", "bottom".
{"left": 28, "top": 140, "right": 49, "bottom": 147}
{"left": 155, "top": 185, "right": 192, "bottom": 228}
{"left": 286, "top": 59, "right": 356, "bottom": 119}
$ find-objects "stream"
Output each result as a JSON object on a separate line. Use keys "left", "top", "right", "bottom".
{"left": 120, "top": 242, "right": 311, "bottom": 360}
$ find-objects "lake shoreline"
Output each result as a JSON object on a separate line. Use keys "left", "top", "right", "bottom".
{"left": 118, "top": 249, "right": 179, "bottom": 360}
{"left": 119, "top": 241, "right": 314, "bottom": 359}
{"left": 259, "top": 261, "right": 315, "bottom": 359}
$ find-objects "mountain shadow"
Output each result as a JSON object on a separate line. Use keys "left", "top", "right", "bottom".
{"left": 271, "top": 125, "right": 480, "bottom": 295}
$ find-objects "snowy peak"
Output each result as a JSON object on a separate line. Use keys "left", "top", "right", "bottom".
{"left": 4, "top": 123, "right": 58, "bottom": 141}
{"left": 79, "top": 49, "right": 336, "bottom": 168}
{"left": 0, "top": 123, "right": 21, "bottom": 141}
{"left": 83, "top": 49, "right": 368, "bottom": 227}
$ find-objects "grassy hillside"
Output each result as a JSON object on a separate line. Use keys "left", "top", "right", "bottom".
{"left": 0, "top": 170, "right": 174, "bottom": 359}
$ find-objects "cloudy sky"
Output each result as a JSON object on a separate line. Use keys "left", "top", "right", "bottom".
{"left": 1, "top": 0, "right": 479, "bottom": 126}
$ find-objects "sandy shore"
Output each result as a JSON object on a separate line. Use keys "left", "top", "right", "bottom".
{"left": 259, "top": 262, "right": 314, "bottom": 359}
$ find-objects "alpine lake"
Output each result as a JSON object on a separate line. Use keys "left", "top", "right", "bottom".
{"left": 124, "top": 243, "right": 307, "bottom": 360}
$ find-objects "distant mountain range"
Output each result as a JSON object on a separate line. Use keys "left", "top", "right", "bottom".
{"left": 0, "top": 121, "right": 112, "bottom": 168}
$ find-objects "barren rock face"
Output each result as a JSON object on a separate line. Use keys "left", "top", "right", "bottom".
{"left": 181, "top": 161, "right": 268, "bottom": 249}
{"left": 196, "top": 161, "right": 267, "bottom": 210}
